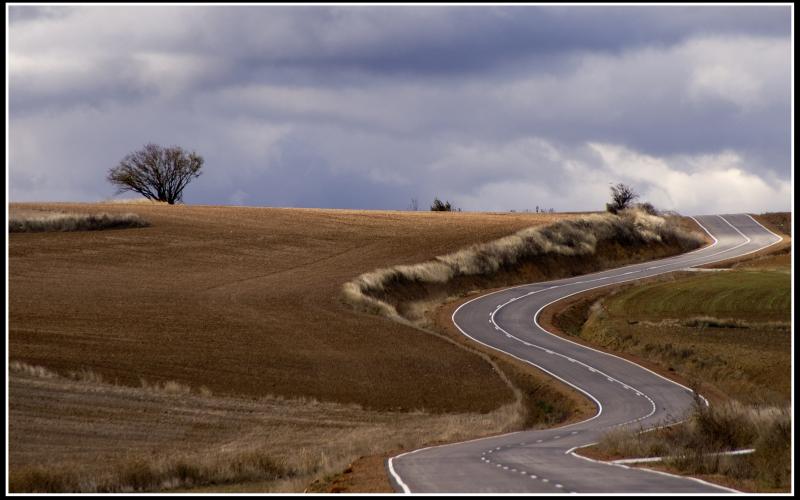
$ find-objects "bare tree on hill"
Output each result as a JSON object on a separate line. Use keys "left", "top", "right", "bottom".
{"left": 107, "top": 143, "right": 204, "bottom": 205}
{"left": 606, "top": 183, "right": 639, "bottom": 214}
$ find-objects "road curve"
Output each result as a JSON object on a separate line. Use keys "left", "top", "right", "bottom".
{"left": 388, "top": 214, "right": 782, "bottom": 494}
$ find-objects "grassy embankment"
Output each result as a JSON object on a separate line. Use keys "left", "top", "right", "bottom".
{"left": 8, "top": 203, "right": 705, "bottom": 493}
{"left": 547, "top": 213, "right": 791, "bottom": 492}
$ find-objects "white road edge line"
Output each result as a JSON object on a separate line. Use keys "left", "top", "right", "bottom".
{"left": 569, "top": 448, "right": 742, "bottom": 494}
{"left": 611, "top": 448, "right": 755, "bottom": 465}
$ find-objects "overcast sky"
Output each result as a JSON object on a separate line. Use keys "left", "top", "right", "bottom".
{"left": 7, "top": 4, "right": 793, "bottom": 214}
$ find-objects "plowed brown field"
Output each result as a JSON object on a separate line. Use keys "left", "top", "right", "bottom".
{"left": 9, "top": 203, "right": 571, "bottom": 411}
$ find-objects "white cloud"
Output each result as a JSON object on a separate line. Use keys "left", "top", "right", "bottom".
{"left": 495, "top": 34, "right": 789, "bottom": 124}
{"left": 588, "top": 143, "right": 791, "bottom": 214}
{"left": 682, "top": 36, "right": 789, "bottom": 111}
{"left": 430, "top": 138, "right": 790, "bottom": 214}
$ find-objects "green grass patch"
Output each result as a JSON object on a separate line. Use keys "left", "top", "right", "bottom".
{"left": 604, "top": 270, "right": 790, "bottom": 324}
{"left": 564, "top": 268, "right": 790, "bottom": 405}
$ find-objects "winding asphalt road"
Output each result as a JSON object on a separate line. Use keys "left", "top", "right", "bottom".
{"left": 388, "top": 214, "right": 782, "bottom": 494}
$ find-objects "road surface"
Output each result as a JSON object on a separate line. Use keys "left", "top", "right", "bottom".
{"left": 388, "top": 214, "right": 782, "bottom": 494}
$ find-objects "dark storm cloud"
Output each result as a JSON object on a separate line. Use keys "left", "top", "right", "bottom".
{"left": 189, "top": 5, "right": 791, "bottom": 77}
{"left": 8, "top": 4, "right": 792, "bottom": 214}
{"left": 190, "top": 136, "right": 414, "bottom": 210}
{"left": 11, "top": 4, "right": 791, "bottom": 110}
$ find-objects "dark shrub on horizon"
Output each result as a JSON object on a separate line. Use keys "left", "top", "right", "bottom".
{"left": 430, "top": 198, "right": 453, "bottom": 211}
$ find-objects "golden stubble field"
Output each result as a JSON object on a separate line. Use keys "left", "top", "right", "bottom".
{"left": 8, "top": 202, "right": 576, "bottom": 491}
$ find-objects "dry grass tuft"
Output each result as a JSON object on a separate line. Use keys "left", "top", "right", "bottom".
{"left": 9, "top": 361, "right": 59, "bottom": 379}
{"left": 9, "top": 211, "right": 149, "bottom": 232}
{"left": 139, "top": 379, "right": 193, "bottom": 395}
{"left": 67, "top": 367, "right": 106, "bottom": 384}
{"left": 681, "top": 316, "right": 750, "bottom": 329}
